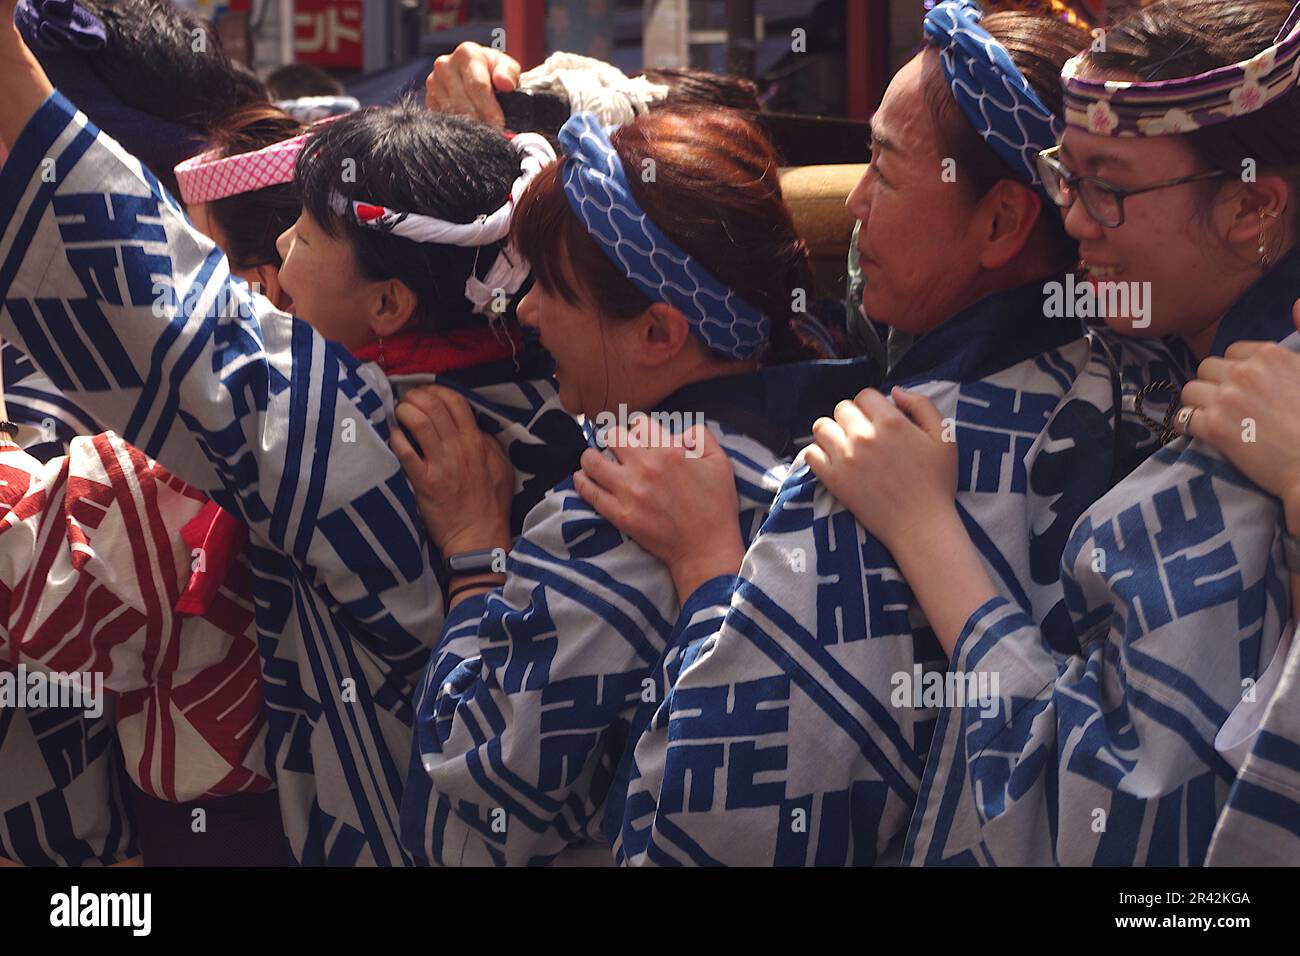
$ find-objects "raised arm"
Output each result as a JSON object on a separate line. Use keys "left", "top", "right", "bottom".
{"left": 0, "top": 1, "right": 53, "bottom": 148}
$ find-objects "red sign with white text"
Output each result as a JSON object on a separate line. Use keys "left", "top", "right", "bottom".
{"left": 294, "top": 0, "right": 365, "bottom": 69}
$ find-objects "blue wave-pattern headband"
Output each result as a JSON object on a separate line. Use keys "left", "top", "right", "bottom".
{"left": 557, "top": 112, "right": 769, "bottom": 361}
{"left": 923, "top": 0, "right": 1065, "bottom": 187}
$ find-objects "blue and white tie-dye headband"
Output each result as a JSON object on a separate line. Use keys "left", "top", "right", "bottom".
{"left": 557, "top": 112, "right": 769, "bottom": 360}
{"left": 923, "top": 0, "right": 1065, "bottom": 187}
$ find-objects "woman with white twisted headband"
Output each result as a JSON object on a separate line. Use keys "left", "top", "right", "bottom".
{"left": 329, "top": 132, "right": 554, "bottom": 316}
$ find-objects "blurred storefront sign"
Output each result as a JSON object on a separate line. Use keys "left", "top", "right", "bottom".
{"left": 427, "top": 0, "right": 468, "bottom": 32}
{"left": 295, "top": 0, "right": 365, "bottom": 68}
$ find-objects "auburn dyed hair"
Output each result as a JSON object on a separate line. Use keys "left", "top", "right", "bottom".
{"left": 511, "top": 108, "right": 820, "bottom": 364}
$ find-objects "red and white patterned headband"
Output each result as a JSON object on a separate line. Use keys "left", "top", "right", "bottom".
{"left": 174, "top": 131, "right": 311, "bottom": 205}
{"left": 329, "top": 133, "right": 557, "bottom": 314}
{"left": 329, "top": 133, "right": 555, "bottom": 247}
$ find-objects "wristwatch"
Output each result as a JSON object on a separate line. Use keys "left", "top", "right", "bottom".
{"left": 444, "top": 547, "right": 505, "bottom": 578}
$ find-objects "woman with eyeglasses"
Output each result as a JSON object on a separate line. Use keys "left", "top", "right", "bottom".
{"left": 819, "top": 0, "right": 1300, "bottom": 865}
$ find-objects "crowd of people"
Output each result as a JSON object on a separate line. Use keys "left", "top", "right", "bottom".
{"left": 0, "top": 0, "right": 1297, "bottom": 867}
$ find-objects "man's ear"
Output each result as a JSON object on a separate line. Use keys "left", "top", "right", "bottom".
{"left": 636, "top": 302, "right": 695, "bottom": 367}
{"left": 1221, "top": 175, "right": 1290, "bottom": 249}
{"left": 368, "top": 278, "right": 419, "bottom": 337}
{"left": 975, "top": 179, "right": 1043, "bottom": 271}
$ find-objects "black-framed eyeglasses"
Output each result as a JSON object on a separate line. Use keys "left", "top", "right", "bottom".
{"left": 1035, "top": 145, "right": 1227, "bottom": 228}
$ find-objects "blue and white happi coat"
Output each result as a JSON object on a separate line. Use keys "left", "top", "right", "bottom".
{"left": 0, "top": 90, "right": 586, "bottom": 865}
{"left": 0, "top": 670, "right": 136, "bottom": 866}
{"left": 611, "top": 281, "right": 1192, "bottom": 866}
{"left": 905, "top": 255, "right": 1300, "bottom": 867}
{"left": 400, "top": 358, "right": 872, "bottom": 865}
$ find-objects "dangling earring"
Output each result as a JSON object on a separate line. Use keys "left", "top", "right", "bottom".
{"left": 1259, "top": 208, "right": 1281, "bottom": 269}
{"left": 377, "top": 334, "right": 387, "bottom": 371}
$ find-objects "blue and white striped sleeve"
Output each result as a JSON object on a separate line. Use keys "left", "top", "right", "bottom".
{"left": 617, "top": 471, "right": 936, "bottom": 867}
{"left": 2, "top": 340, "right": 103, "bottom": 461}
{"left": 402, "top": 486, "right": 677, "bottom": 866}
{"left": 908, "top": 535, "right": 1289, "bottom": 868}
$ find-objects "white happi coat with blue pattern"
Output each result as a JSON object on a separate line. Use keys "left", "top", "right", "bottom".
{"left": 905, "top": 257, "right": 1300, "bottom": 867}
{"left": 613, "top": 280, "right": 1192, "bottom": 866}
{"left": 400, "top": 358, "right": 874, "bottom": 865}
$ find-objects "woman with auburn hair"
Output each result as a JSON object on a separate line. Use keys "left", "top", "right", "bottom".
{"left": 392, "top": 106, "right": 864, "bottom": 865}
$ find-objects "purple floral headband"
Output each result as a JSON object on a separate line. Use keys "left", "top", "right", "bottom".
{"left": 1062, "top": 1, "right": 1300, "bottom": 136}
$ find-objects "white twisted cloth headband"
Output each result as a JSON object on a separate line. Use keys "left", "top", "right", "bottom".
{"left": 329, "top": 132, "right": 554, "bottom": 314}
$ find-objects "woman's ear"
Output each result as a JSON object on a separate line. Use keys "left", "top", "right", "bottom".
{"left": 1222, "top": 175, "right": 1291, "bottom": 249}
{"left": 369, "top": 278, "right": 420, "bottom": 337}
{"left": 249, "top": 262, "right": 291, "bottom": 312}
{"left": 636, "top": 302, "right": 695, "bottom": 367}
{"left": 976, "top": 179, "right": 1042, "bottom": 271}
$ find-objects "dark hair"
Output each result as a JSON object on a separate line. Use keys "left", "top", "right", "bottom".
{"left": 205, "top": 104, "right": 306, "bottom": 271}
{"left": 297, "top": 96, "right": 520, "bottom": 333}
{"left": 229, "top": 59, "right": 271, "bottom": 104}
{"left": 82, "top": 0, "right": 266, "bottom": 132}
{"left": 1078, "top": 0, "right": 1300, "bottom": 224}
{"left": 924, "top": 10, "right": 1089, "bottom": 269}
{"left": 267, "top": 63, "right": 346, "bottom": 100}
{"left": 639, "top": 68, "right": 762, "bottom": 112}
{"left": 512, "top": 108, "right": 819, "bottom": 365}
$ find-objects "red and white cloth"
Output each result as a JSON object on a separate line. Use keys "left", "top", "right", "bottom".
{"left": 0, "top": 434, "right": 269, "bottom": 802}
